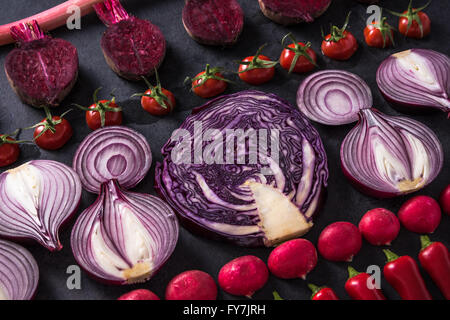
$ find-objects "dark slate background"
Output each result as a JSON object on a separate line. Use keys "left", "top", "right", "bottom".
{"left": 0, "top": 0, "right": 448, "bottom": 300}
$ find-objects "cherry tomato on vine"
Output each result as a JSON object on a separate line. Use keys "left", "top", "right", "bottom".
{"left": 74, "top": 88, "right": 123, "bottom": 130}
{"left": 390, "top": 0, "right": 431, "bottom": 39}
{"left": 321, "top": 12, "right": 358, "bottom": 61}
{"left": 133, "top": 70, "right": 175, "bottom": 115}
{"left": 33, "top": 108, "right": 73, "bottom": 150}
{"left": 364, "top": 16, "right": 395, "bottom": 48}
{"left": 188, "top": 64, "right": 230, "bottom": 98}
{"left": 85, "top": 100, "right": 122, "bottom": 130}
{"left": 280, "top": 33, "right": 317, "bottom": 73}
{"left": 0, "top": 135, "right": 20, "bottom": 167}
{"left": 238, "top": 45, "right": 278, "bottom": 85}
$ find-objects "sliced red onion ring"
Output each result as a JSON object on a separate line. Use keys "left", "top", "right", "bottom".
{"left": 73, "top": 126, "right": 152, "bottom": 193}
{"left": 297, "top": 70, "right": 373, "bottom": 125}
{"left": 0, "top": 239, "right": 39, "bottom": 300}
{"left": 71, "top": 179, "right": 178, "bottom": 285}
{"left": 377, "top": 49, "right": 450, "bottom": 114}
{"left": 341, "top": 109, "right": 444, "bottom": 198}
{"left": 0, "top": 160, "right": 81, "bottom": 251}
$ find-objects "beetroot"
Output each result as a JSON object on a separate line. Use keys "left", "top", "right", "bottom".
{"left": 117, "top": 289, "right": 160, "bottom": 300}
{"left": 440, "top": 185, "right": 450, "bottom": 216}
{"left": 258, "top": 0, "right": 331, "bottom": 25}
{"left": 268, "top": 239, "right": 317, "bottom": 279}
{"left": 359, "top": 208, "right": 400, "bottom": 246}
{"left": 4, "top": 20, "right": 78, "bottom": 108}
{"left": 165, "top": 270, "right": 217, "bottom": 300}
{"left": 398, "top": 196, "right": 441, "bottom": 234}
{"left": 182, "top": 0, "right": 244, "bottom": 46}
{"left": 94, "top": 0, "right": 166, "bottom": 81}
{"left": 318, "top": 222, "right": 362, "bottom": 262}
{"left": 218, "top": 256, "right": 269, "bottom": 297}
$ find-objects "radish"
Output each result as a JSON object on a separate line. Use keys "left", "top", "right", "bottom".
{"left": 268, "top": 239, "right": 317, "bottom": 279}
{"left": 258, "top": 0, "right": 331, "bottom": 25}
{"left": 440, "top": 185, "right": 450, "bottom": 216}
{"left": 318, "top": 222, "right": 362, "bottom": 262}
{"left": 93, "top": 0, "right": 166, "bottom": 81}
{"left": 398, "top": 195, "right": 441, "bottom": 234}
{"left": 4, "top": 20, "right": 78, "bottom": 108}
{"left": 117, "top": 289, "right": 160, "bottom": 300}
{"left": 359, "top": 208, "right": 400, "bottom": 246}
{"left": 165, "top": 270, "right": 217, "bottom": 300}
{"left": 218, "top": 256, "right": 268, "bottom": 297}
{"left": 182, "top": 0, "right": 244, "bottom": 46}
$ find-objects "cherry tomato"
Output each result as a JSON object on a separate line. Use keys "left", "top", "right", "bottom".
{"left": 239, "top": 55, "right": 276, "bottom": 85}
{"left": 321, "top": 12, "right": 358, "bottom": 61}
{"left": 133, "top": 71, "right": 176, "bottom": 115}
{"left": 280, "top": 35, "right": 317, "bottom": 73}
{"left": 364, "top": 19, "right": 395, "bottom": 48}
{"left": 34, "top": 116, "right": 73, "bottom": 150}
{"left": 86, "top": 99, "right": 123, "bottom": 130}
{"left": 0, "top": 136, "right": 20, "bottom": 167}
{"left": 399, "top": 11, "right": 430, "bottom": 39}
{"left": 191, "top": 64, "right": 228, "bottom": 98}
{"left": 322, "top": 31, "right": 358, "bottom": 61}
{"left": 141, "top": 88, "right": 176, "bottom": 115}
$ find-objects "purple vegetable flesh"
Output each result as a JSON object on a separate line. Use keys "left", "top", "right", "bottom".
{"left": 71, "top": 180, "right": 178, "bottom": 285}
{"left": 155, "top": 90, "right": 328, "bottom": 247}
{"left": 72, "top": 126, "right": 178, "bottom": 285}
{"left": 297, "top": 70, "right": 373, "bottom": 125}
{"left": 0, "top": 160, "right": 82, "bottom": 251}
{"left": 341, "top": 108, "right": 443, "bottom": 198}
{"left": 4, "top": 20, "right": 78, "bottom": 107}
{"left": 73, "top": 126, "right": 152, "bottom": 194}
{"left": 94, "top": 0, "right": 166, "bottom": 81}
{"left": 182, "top": 0, "right": 244, "bottom": 46}
{"left": 0, "top": 239, "right": 39, "bottom": 300}
{"left": 377, "top": 49, "right": 450, "bottom": 115}
{"left": 258, "top": 0, "right": 332, "bottom": 25}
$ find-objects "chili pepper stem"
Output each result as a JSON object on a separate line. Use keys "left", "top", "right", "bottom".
{"left": 420, "top": 235, "right": 433, "bottom": 250}
{"left": 308, "top": 283, "right": 323, "bottom": 298}
{"left": 383, "top": 249, "right": 400, "bottom": 262}
{"left": 347, "top": 266, "right": 361, "bottom": 279}
{"left": 272, "top": 291, "right": 283, "bottom": 300}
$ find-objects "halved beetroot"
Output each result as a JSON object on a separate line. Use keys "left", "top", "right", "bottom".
{"left": 258, "top": 0, "right": 332, "bottom": 25}
{"left": 4, "top": 20, "right": 78, "bottom": 108}
{"left": 182, "top": 0, "right": 244, "bottom": 46}
{"left": 94, "top": 0, "right": 166, "bottom": 81}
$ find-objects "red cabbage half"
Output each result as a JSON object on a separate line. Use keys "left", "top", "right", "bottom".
{"left": 155, "top": 90, "right": 328, "bottom": 247}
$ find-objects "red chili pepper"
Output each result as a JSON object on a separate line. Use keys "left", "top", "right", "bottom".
{"left": 418, "top": 236, "right": 450, "bottom": 300}
{"left": 308, "top": 283, "right": 339, "bottom": 300}
{"left": 345, "top": 266, "right": 386, "bottom": 300}
{"left": 383, "top": 249, "right": 432, "bottom": 300}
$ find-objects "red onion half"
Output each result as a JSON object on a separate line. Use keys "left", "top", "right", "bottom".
{"left": 73, "top": 126, "right": 152, "bottom": 194}
{"left": 0, "top": 240, "right": 39, "bottom": 300}
{"left": 71, "top": 126, "right": 178, "bottom": 284}
{"left": 297, "top": 70, "right": 372, "bottom": 125}
{"left": 0, "top": 160, "right": 81, "bottom": 251}
{"left": 377, "top": 49, "right": 450, "bottom": 115}
{"left": 341, "top": 109, "right": 443, "bottom": 198}
{"left": 71, "top": 180, "right": 178, "bottom": 285}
